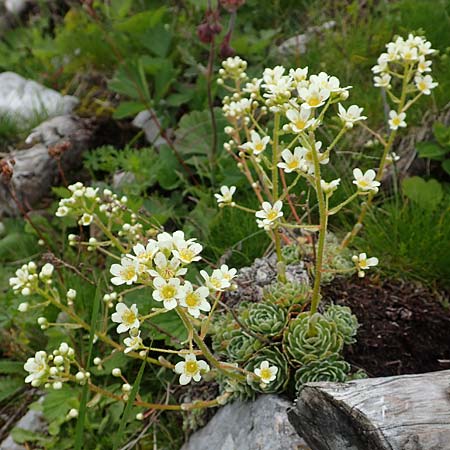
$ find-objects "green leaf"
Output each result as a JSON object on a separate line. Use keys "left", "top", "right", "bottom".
{"left": 433, "top": 122, "right": 450, "bottom": 148}
{"left": 11, "top": 428, "right": 50, "bottom": 445}
{"left": 442, "top": 159, "right": 450, "bottom": 176}
{"left": 42, "top": 386, "right": 78, "bottom": 423}
{"left": 0, "top": 360, "right": 25, "bottom": 374}
{"left": 113, "top": 101, "right": 146, "bottom": 119}
{"left": 0, "top": 377, "right": 23, "bottom": 402}
{"left": 146, "top": 310, "right": 187, "bottom": 345}
{"left": 156, "top": 145, "right": 182, "bottom": 190}
{"left": 115, "top": 8, "right": 166, "bottom": 34}
{"left": 402, "top": 176, "right": 443, "bottom": 210}
{"left": 416, "top": 141, "right": 447, "bottom": 160}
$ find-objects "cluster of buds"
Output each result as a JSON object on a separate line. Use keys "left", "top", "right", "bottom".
{"left": 23, "top": 342, "right": 79, "bottom": 389}
{"left": 10, "top": 262, "right": 54, "bottom": 297}
{"left": 372, "top": 34, "right": 438, "bottom": 131}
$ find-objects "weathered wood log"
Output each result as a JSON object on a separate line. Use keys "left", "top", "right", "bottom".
{"left": 288, "top": 370, "right": 450, "bottom": 450}
{"left": 0, "top": 115, "right": 95, "bottom": 217}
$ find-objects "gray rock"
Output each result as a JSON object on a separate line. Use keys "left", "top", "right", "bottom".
{"left": 0, "top": 400, "right": 45, "bottom": 450}
{"left": 0, "top": 72, "right": 78, "bottom": 124}
{"left": 132, "top": 110, "right": 166, "bottom": 149}
{"left": 181, "top": 395, "right": 308, "bottom": 450}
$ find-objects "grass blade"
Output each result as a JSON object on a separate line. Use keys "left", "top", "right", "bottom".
{"left": 74, "top": 282, "right": 102, "bottom": 450}
{"left": 113, "top": 355, "right": 147, "bottom": 450}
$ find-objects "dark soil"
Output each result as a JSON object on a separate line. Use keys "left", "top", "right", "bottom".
{"left": 322, "top": 276, "right": 450, "bottom": 377}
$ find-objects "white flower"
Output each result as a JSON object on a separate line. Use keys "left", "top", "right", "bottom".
{"left": 386, "top": 152, "right": 400, "bottom": 164}
{"left": 295, "top": 142, "right": 329, "bottom": 175}
{"left": 309, "top": 72, "right": 341, "bottom": 92}
{"left": 241, "top": 130, "right": 270, "bottom": 155}
{"left": 148, "top": 253, "right": 187, "bottom": 279}
{"left": 254, "top": 360, "right": 278, "bottom": 385}
{"left": 289, "top": 67, "right": 308, "bottom": 83}
{"left": 55, "top": 205, "right": 69, "bottom": 217}
{"left": 110, "top": 257, "right": 139, "bottom": 286}
{"left": 352, "top": 168, "right": 380, "bottom": 193}
{"left": 39, "top": 263, "right": 54, "bottom": 279}
{"left": 414, "top": 75, "right": 438, "bottom": 95}
{"left": 24, "top": 351, "right": 49, "bottom": 386}
{"left": 298, "top": 85, "right": 330, "bottom": 109}
{"left": 124, "top": 330, "right": 143, "bottom": 353}
{"left": 337, "top": 104, "right": 367, "bottom": 128}
{"left": 352, "top": 253, "right": 379, "bottom": 278}
{"left": 255, "top": 200, "right": 283, "bottom": 226}
{"left": 218, "top": 264, "right": 237, "bottom": 283}
{"left": 10, "top": 266, "right": 30, "bottom": 292}
{"left": 18, "top": 302, "right": 29, "bottom": 312}
{"left": 285, "top": 107, "right": 314, "bottom": 133}
{"left": 373, "top": 73, "right": 392, "bottom": 88}
{"left": 417, "top": 56, "right": 432, "bottom": 73}
{"left": 129, "top": 241, "right": 158, "bottom": 264}
{"left": 111, "top": 303, "right": 140, "bottom": 333}
{"left": 200, "top": 269, "right": 231, "bottom": 292}
{"left": 174, "top": 354, "right": 210, "bottom": 385}
{"left": 172, "top": 241, "right": 203, "bottom": 265}
{"left": 215, "top": 186, "right": 236, "bottom": 204}
{"left": 66, "top": 289, "right": 77, "bottom": 300}
{"left": 79, "top": 213, "right": 93, "bottom": 226}
{"left": 277, "top": 148, "right": 304, "bottom": 173}
{"left": 321, "top": 178, "right": 341, "bottom": 194}
{"left": 152, "top": 277, "right": 182, "bottom": 310}
{"left": 388, "top": 111, "right": 407, "bottom": 131}
{"left": 179, "top": 282, "right": 211, "bottom": 318}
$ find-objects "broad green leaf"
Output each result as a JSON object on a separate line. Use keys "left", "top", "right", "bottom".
{"left": 0, "top": 377, "right": 23, "bottom": 402}
{"left": 115, "top": 8, "right": 166, "bottom": 34}
{"left": 442, "top": 159, "right": 450, "bottom": 176}
{"left": 113, "top": 101, "right": 146, "bottom": 119}
{"left": 402, "top": 176, "right": 443, "bottom": 210}
{"left": 0, "top": 360, "right": 25, "bottom": 374}
{"left": 416, "top": 141, "right": 447, "bottom": 160}
{"left": 156, "top": 145, "right": 183, "bottom": 190}
{"left": 433, "top": 122, "right": 450, "bottom": 148}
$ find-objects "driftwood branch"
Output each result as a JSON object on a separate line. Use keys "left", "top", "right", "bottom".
{"left": 288, "top": 369, "right": 450, "bottom": 450}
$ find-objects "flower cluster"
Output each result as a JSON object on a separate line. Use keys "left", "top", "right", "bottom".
{"left": 9, "top": 262, "right": 54, "bottom": 297}
{"left": 372, "top": 34, "right": 438, "bottom": 131}
{"left": 23, "top": 342, "right": 82, "bottom": 389}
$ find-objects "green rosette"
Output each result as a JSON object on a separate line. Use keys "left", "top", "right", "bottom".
{"left": 294, "top": 356, "right": 351, "bottom": 391}
{"left": 244, "top": 346, "right": 289, "bottom": 394}
{"left": 324, "top": 304, "right": 359, "bottom": 344}
{"left": 227, "top": 333, "right": 262, "bottom": 363}
{"left": 285, "top": 312, "right": 343, "bottom": 364}
{"left": 211, "top": 312, "right": 241, "bottom": 358}
{"left": 241, "top": 302, "right": 287, "bottom": 337}
{"left": 263, "top": 281, "right": 310, "bottom": 307}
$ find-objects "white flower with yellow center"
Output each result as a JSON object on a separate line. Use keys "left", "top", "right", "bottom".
{"left": 124, "top": 330, "right": 143, "bottom": 354}
{"left": 289, "top": 67, "right": 308, "bottom": 83}
{"left": 24, "top": 351, "right": 49, "bottom": 386}
{"left": 320, "top": 178, "right": 341, "bottom": 194}
{"left": 130, "top": 241, "right": 158, "bottom": 264}
{"left": 215, "top": 185, "right": 236, "bottom": 205}
{"left": 255, "top": 200, "right": 283, "bottom": 226}
{"left": 414, "top": 75, "right": 438, "bottom": 95}
{"left": 373, "top": 73, "right": 392, "bottom": 88}
{"left": 285, "top": 107, "right": 314, "bottom": 133}
{"left": 278, "top": 148, "right": 304, "bottom": 173}
{"left": 298, "top": 86, "right": 330, "bottom": 109}
{"left": 200, "top": 269, "right": 231, "bottom": 292}
{"left": 110, "top": 257, "right": 139, "bottom": 286}
{"left": 9, "top": 263, "right": 36, "bottom": 294}
{"left": 388, "top": 111, "right": 407, "bottom": 131}
{"left": 310, "top": 72, "right": 341, "bottom": 91}
{"left": 152, "top": 277, "right": 182, "bottom": 310}
{"left": 218, "top": 264, "right": 237, "bottom": 283}
{"left": 112, "top": 303, "right": 140, "bottom": 333}
{"left": 241, "top": 130, "right": 270, "bottom": 155}
{"left": 172, "top": 241, "right": 203, "bottom": 265}
{"left": 352, "top": 168, "right": 380, "bottom": 193}
{"left": 148, "top": 253, "right": 187, "bottom": 280}
{"left": 254, "top": 360, "right": 278, "bottom": 385}
{"left": 337, "top": 104, "right": 367, "bottom": 129}
{"left": 179, "top": 282, "right": 211, "bottom": 318}
{"left": 174, "top": 354, "right": 210, "bottom": 385}
{"left": 352, "top": 253, "right": 379, "bottom": 278}
{"left": 296, "top": 142, "right": 329, "bottom": 175}
{"left": 417, "top": 56, "right": 432, "bottom": 73}
{"left": 79, "top": 213, "right": 93, "bottom": 226}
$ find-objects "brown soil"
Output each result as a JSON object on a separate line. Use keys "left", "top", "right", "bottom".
{"left": 322, "top": 276, "right": 450, "bottom": 377}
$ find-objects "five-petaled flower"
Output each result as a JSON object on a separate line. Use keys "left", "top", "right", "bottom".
{"left": 174, "top": 353, "right": 210, "bottom": 385}
{"left": 152, "top": 277, "right": 182, "bottom": 310}
{"left": 388, "top": 111, "right": 407, "bottom": 131}
{"left": 241, "top": 130, "right": 270, "bottom": 155}
{"left": 24, "top": 351, "right": 49, "bottom": 386}
{"left": 179, "top": 281, "right": 211, "bottom": 318}
{"left": 255, "top": 201, "right": 283, "bottom": 227}
{"left": 337, "top": 104, "right": 367, "bottom": 128}
{"left": 352, "top": 253, "right": 379, "bottom": 278}
{"left": 254, "top": 360, "right": 278, "bottom": 385}
{"left": 352, "top": 168, "right": 380, "bottom": 193}
{"left": 124, "top": 330, "right": 143, "bottom": 353}
{"left": 112, "top": 303, "right": 140, "bottom": 334}
{"left": 414, "top": 75, "right": 438, "bottom": 95}
{"left": 278, "top": 148, "right": 305, "bottom": 173}
{"left": 215, "top": 186, "right": 236, "bottom": 205}
{"left": 110, "top": 257, "right": 139, "bottom": 286}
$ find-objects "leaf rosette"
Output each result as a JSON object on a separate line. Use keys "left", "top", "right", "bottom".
{"left": 241, "top": 302, "right": 287, "bottom": 337}
{"left": 324, "top": 304, "right": 359, "bottom": 344}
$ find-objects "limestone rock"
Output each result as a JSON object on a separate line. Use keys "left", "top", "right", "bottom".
{"left": 181, "top": 394, "right": 308, "bottom": 450}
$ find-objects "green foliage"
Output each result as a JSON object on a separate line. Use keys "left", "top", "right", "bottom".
{"left": 241, "top": 302, "right": 287, "bottom": 337}
{"left": 324, "top": 304, "right": 359, "bottom": 345}
{"left": 294, "top": 356, "right": 351, "bottom": 388}
{"left": 416, "top": 122, "right": 450, "bottom": 176}
{"left": 227, "top": 333, "right": 262, "bottom": 362}
{"left": 402, "top": 177, "right": 443, "bottom": 210}
{"left": 264, "top": 280, "right": 310, "bottom": 307}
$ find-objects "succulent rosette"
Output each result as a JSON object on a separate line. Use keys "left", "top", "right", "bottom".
{"left": 227, "top": 333, "right": 263, "bottom": 362}
{"left": 324, "top": 304, "right": 359, "bottom": 344}
{"left": 244, "top": 347, "right": 289, "bottom": 394}
{"left": 263, "top": 281, "right": 310, "bottom": 307}
{"left": 241, "top": 302, "right": 287, "bottom": 337}
{"left": 285, "top": 312, "right": 343, "bottom": 364}
{"left": 294, "top": 356, "right": 351, "bottom": 391}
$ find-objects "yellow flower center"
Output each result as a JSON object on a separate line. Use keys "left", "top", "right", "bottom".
{"left": 254, "top": 142, "right": 264, "bottom": 152}
{"left": 359, "top": 260, "right": 368, "bottom": 268}
{"left": 418, "top": 81, "right": 427, "bottom": 91}
{"left": 179, "top": 248, "right": 194, "bottom": 262}
{"left": 287, "top": 160, "right": 299, "bottom": 169}
{"left": 260, "top": 367, "right": 272, "bottom": 381}
{"left": 185, "top": 361, "right": 199, "bottom": 375}
{"left": 161, "top": 285, "right": 176, "bottom": 299}
{"left": 122, "top": 310, "right": 137, "bottom": 326}
{"left": 392, "top": 117, "right": 401, "bottom": 126}
{"left": 308, "top": 96, "right": 320, "bottom": 107}
{"left": 185, "top": 293, "right": 199, "bottom": 308}
{"left": 121, "top": 266, "right": 136, "bottom": 281}
{"left": 358, "top": 180, "right": 369, "bottom": 188}
{"left": 266, "top": 210, "right": 279, "bottom": 221}
{"left": 295, "top": 119, "right": 306, "bottom": 130}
